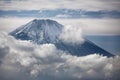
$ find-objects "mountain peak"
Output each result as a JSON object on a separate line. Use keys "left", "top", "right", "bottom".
{"left": 10, "top": 19, "right": 63, "bottom": 44}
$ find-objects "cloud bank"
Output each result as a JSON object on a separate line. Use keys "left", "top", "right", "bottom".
{"left": 0, "top": 32, "right": 120, "bottom": 80}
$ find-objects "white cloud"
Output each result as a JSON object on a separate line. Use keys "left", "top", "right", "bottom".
{"left": 56, "top": 19, "right": 120, "bottom": 35}
{"left": 0, "top": 32, "right": 120, "bottom": 80}
{"left": 59, "top": 25, "right": 84, "bottom": 44}
{"left": 0, "top": 0, "right": 120, "bottom": 11}
{"left": 0, "top": 17, "right": 33, "bottom": 32}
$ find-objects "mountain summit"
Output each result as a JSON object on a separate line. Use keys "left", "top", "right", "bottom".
{"left": 10, "top": 19, "right": 63, "bottom": 44}
{"left": 10, "top": 19, "right": 114, "bottom": 57}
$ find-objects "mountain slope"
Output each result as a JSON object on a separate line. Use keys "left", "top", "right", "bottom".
{"left": 10, "top": 19, "right": 114, "bottom": 57}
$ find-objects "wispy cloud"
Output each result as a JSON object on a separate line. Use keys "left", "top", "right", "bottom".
{"left": 59, "top": 25, "right": 84, "bottom": 44}
{"left": 0, "top": 0, "right": 120, "bottom": 11}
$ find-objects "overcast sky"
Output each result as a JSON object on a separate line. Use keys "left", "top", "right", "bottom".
{"left": 0, "top": 0, "right": 120, "bottom": 35}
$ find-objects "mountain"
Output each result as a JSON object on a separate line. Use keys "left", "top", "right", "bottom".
{"left": 10, "top": 19, "right": 114, "bottom": 57}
